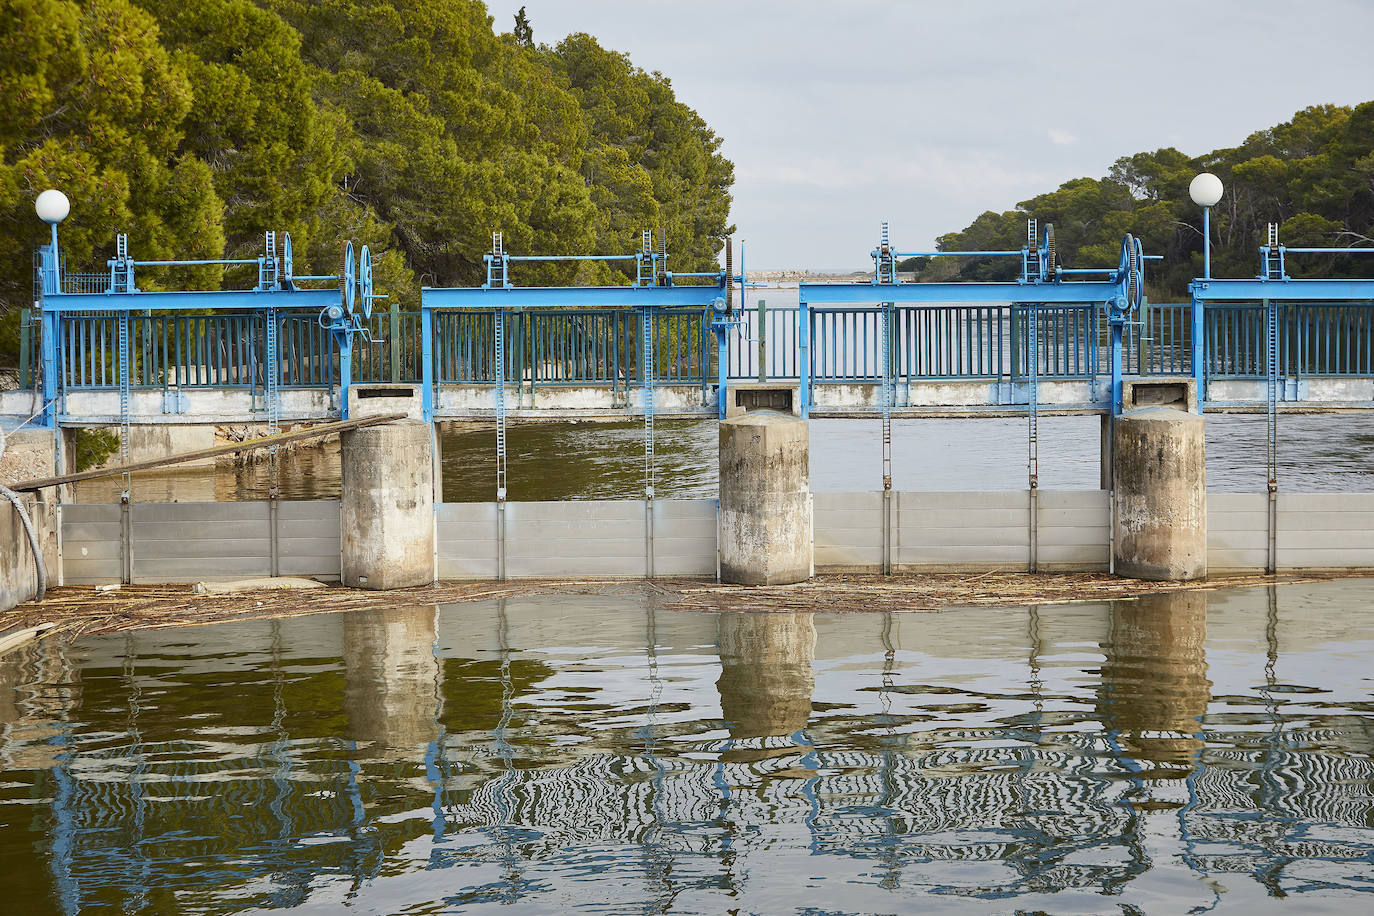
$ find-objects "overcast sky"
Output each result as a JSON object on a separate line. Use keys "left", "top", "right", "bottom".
{"left": 488, "top": 0, "right": 1374, "bottom": 269}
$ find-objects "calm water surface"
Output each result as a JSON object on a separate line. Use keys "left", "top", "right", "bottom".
{"left": 3, "top": 579, "right": 1373, "bottom": 913}
{"left": 74, "top": 413, "right": 1374, "bottom": 502}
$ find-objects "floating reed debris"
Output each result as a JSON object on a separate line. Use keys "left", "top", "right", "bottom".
{"left": 2, "top": 571, "right": 1367, "bottom": 642}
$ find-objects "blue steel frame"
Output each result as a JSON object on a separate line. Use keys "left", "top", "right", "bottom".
{"left": 1189, "top": 226, "right": 1374, "bottom": 405}
{"left": 797, "top": 225, "right": 1148, "bottom": 417}
{"left": 35, "top": 227, "right": 375, "bottom": 426}
{"left": 418, "top": 236, "right": 732, "bottom": 421}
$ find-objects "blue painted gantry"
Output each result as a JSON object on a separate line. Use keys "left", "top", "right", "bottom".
{"left": 417, "top": 230, "right": 736, "bottom": 423}
{"left": 796, "top": 221, "right": 1149, "bottom": 418}
{"left": 34, "top": 228, "right": 379, "bottom": 428}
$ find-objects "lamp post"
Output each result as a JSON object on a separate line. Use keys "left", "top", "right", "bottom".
{"left": 33, "top": 189, "right": 69, "bottom": 429}
{"left": 1189, "top": 173, "right": 1223, "bottom": 279}
{"left": 34, "top": 189, "right": 70, "bottom": 292}
{"left": 1188, "top": 173, "right": 1223, "bottom": 406}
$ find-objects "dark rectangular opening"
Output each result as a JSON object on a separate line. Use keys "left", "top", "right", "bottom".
{"left": 357, "top": 387, "right": 415, "bottom": 399}
{"left": 1131, "top": 382, "right": 1186, "bottom": 409}
{"left": 736, "top": 388, "right": 793, "bottom": 412}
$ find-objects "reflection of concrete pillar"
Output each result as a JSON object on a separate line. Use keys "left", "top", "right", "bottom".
{"left": 343, "top": 606, "right": 440, "bottom": 753}
{"left": 716, "top": 612, "right": 815, "bottom": 762}
{"left": 1098, "top": 591, "right": 1210, "bottom": 770}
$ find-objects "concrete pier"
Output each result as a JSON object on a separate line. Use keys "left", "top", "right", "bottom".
{"left": 341, "top": 420, "right": 435, "bottom": 589}
{"left": 718, "top": 410, "right": 812, "bottom": 585}
{"left": 1112, "top": 406, "right": 1206, "bottom": 581}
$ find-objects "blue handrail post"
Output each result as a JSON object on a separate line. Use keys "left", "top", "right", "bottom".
{"left": 1191, "top": 290, "right": 1206, "bottom": 407}
{"left": 1110, "top": 315, "right": 1124, "bottom": 417}
{"left": 36, "top": 241, "right": 61, "bottom": 427}
{"left": 39, "top": 307, "right": 59, "bottom": 428}
{"left": 798, "top": 294, "right": 811, "bottom": 417}
{"left": 338, "top": 330, "right": 353, "bottom": 420}
{"left": 715, "top": 317, "right": 729, "bottom": 419}
{"left": 420, "top": 304, "right": 435, "bottom": 421}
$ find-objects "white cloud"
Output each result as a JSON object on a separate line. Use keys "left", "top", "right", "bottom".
{"left": 1048, "top": 129, "right": 1078, "bottom": 146}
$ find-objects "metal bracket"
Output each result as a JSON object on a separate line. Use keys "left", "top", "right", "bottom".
{"left": 161, "top": 389, "right": 189, "bottom": 414}
{"left": 995, "top": 380, "right": 1033, "bottom": 405}
{"left": 1282, "top": 377, "right": 1307, "bottom": 401}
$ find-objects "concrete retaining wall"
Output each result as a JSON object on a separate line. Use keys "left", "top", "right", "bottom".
{"left": 1, "top": 493, "right": 58, "bottom": 612}
{"left": 51, "top": 491, "right": 1374, "bottom": 585}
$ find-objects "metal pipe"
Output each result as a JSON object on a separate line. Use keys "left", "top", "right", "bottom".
{"left": 505, "top": 254, "right": 637, "bottom": 262}
{"left": 1203, "top": 207, "right": 1212, "bottom": 281}
{"left": 1281, "top": 248, "right": 1374, "bottom": 254}
{"left": 50, "top": 224, "right": 61, "bottom": 289}
{"left": 891, "top": 250, "right": 1022, "bottom": 258}
{"left": 132, "top": 259, "right": 260, "bottom": 266}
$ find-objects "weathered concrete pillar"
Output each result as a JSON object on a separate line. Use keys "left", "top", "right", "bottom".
{"left": 1112, "top": 407, "right": 1206, "bottom": 580}
{"left": 719, "top": 410, "right": 811, "bottom": 585}
{"left": 341, "top": 420, "right": 434, "bottom": 589}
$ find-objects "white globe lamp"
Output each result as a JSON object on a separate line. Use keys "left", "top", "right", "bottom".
{"left": 35, "top": 189, "right": 70, "bottom": 224}
{"left": 1189, "top": 173, "right": 1223, "bottom": 208}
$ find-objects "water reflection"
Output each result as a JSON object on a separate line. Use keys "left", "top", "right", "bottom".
{"left": 343, "top": 607, "right": 440, "bottom": 752}
{"left": 3, "top": 580, "right": 1374, "bottom": 913}
{"left": 715, "top": 612, "right": 815, "bottom": 762}
{"left": 1098, "top": 591, "right": 1211, "bottom": 770}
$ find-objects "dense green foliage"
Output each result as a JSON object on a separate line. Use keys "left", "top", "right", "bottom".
{"left": 0, "top": 0, "right": 733, "bottom": 362}
{"left": 924, "top": 103, "right": 1374, "bottom": 298}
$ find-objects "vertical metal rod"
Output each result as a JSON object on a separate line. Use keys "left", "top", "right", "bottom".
{"left": 1202, "top": 207, "right": 1212, "bottom": 281}
{"left": 19, "top": 308, "right": 31, "bottom": 389}
{"left": 1266, "top": 297, "right": 1279, "bottom": 574}
{"left": 495, "top": 308, "right": 508, "bottom": 581}
{"left": 1027, "top": 303, "right": 1039, "bottom": 573}
{"left": 420, "top": 306, "right": 435, "bottom": 420}
{"left": 799, "top": 296, "right": 811, "bottom": 417}
{"left": 881, "top": 300, "right": 893, "bottom": 576}
{"left": 265, "top": 309, "right": 281, "bottom": 542}
{"left": 757, "top": 297, "right": 767, "bottom": 383}
{"left": 643, "top": 306, "right": 656, "bottom": 578}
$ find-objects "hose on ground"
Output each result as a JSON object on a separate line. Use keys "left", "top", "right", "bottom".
{"left": 0, "top": 427, "right": 48, "bottom": 601}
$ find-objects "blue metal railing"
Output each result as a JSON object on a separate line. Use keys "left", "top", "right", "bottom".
{"left": 29, "top": 297, "right": 1374, "bottom": 406}
{"left": 432, "top": 308, "right": 711, "bottom": 387}
{"left": 800, "top": 303, "right": 1106, "bottom": 382}
{"left": 54, "top": 312, "right": 340, "bottom": 391}
{"left": 1205, "top": 302, "right": 1374, "bottom": 378}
